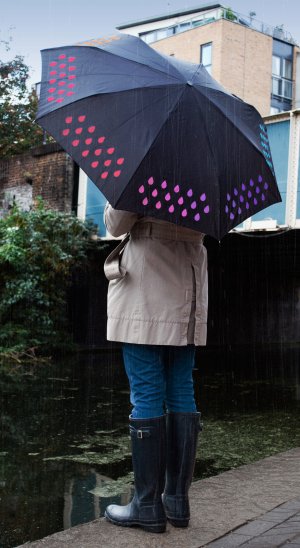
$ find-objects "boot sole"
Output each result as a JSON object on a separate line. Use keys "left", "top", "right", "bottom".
{"left": 167, "top": 517, "right": 189, "bottom": 528}
{"left": 104, "top": 511, "right": 166, "bottom": 533}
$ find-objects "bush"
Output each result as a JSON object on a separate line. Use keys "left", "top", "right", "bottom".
{"left": 0, "top": 199, "right": 102, "bottom": 362}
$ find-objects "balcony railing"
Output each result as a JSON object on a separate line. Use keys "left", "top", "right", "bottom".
{"left": 271, "top": 76, "right": 293, "bottom": 100}
{"left": 140, "top": 8, "right": 298, "bottom": 46}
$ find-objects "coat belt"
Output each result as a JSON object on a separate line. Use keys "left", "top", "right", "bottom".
{"left": 130, "top": 221, "right": 204, "bottom": 243}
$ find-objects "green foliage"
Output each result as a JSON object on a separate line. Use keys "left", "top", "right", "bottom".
{"left": 0, "top": 199, "right": 100, "bottom": 361}
{"left": 222, "top": 7, "right": 237, "bottom": 21}
{"left": 0, "top": 35, "right": 50, "bottom": 157}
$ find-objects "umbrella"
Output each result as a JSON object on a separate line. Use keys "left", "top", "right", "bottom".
{"left": 36, "top": 32, "right": 281, "bottom": 240}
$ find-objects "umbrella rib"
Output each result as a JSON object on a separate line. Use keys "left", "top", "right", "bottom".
{"left": 194, "top": 85, "right": 269, "bottom": 161}
{"left": 189, "top": 86, "right": 222, "bottom": 239}
{"left": 115, "top": 85, "right": 187, "bottom": 207}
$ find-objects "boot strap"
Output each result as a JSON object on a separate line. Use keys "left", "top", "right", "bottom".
{"left": 130, "top": 425, "right": 152, "bottom": 439}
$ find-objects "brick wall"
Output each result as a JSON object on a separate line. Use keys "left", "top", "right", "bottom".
{"left": 219, "top": 20, "right": 272, "bottom": 116}
{"left": 0, "top": 143, "right": 76, "bottom": 216}
{"left": 151, "top": 19, "right": 272, "bottom": 116}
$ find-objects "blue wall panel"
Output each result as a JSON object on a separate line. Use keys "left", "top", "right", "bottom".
{"left": 251, "top": 120, "right": 290, "bottom": 224}
{"left": 86, "top": 178, "right": 107, "bottom": 236}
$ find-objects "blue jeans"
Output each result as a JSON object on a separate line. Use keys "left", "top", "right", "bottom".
{"left": 122, "top": 343, "right": 197, "bottom": 419}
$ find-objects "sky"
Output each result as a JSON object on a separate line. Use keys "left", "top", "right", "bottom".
{"left": 1, "top": 0, "right": 300, "bottom": 88}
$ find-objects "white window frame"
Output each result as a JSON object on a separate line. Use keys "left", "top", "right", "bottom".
{"left": 200, "top": 42, "right": 212, "bottom": 74}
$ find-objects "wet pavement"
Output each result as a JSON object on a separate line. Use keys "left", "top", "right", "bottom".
{"left": 18, "top": 447, "right": 300, "bottom": 548}
{"left": 206, "top": 498, "right": 300, "bottom": 547}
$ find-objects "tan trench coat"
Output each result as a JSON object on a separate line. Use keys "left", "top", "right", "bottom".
{"left": 104, "top": 204, "right": 208, "bottom": 346}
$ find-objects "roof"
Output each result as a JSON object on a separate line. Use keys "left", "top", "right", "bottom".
{"left": 116, "top": 1, "right": 223, "bottom": 30}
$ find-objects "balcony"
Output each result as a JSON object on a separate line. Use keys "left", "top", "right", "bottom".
{"left": 139, "top": 8, "right": 298, "bottom": 46}
{"left": 272, "top": 76, "right": 293, "bottom": 101}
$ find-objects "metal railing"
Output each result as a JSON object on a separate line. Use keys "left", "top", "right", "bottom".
{"left": 140, "top": 8, "right": 298, "bottom": 46}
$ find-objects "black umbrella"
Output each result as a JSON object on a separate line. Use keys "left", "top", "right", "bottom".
{"left": 36, "top": 32, "right": 281, "bottom": 240}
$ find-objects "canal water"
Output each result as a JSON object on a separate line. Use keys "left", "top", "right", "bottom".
{"left": 1, "top": 344, "right": 300, "bottom": 547}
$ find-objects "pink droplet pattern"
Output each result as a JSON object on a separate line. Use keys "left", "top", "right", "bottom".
{"left": 138, "top": 177, "right": 211, "bottom": 222}
{"left": 61, "top": 114, "right": 125, "bottom": 181}
{"left": 225, "top": 174, "right": 271, "bottom": 222}
{"left": 47, "top": 53, "right": 77, "bottom": 104}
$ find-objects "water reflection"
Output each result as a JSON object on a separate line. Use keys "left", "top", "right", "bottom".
{"left": 0, "top": 344, "right": 299, "bottom": 547}
{"left": 63, "top": 469, "right": 131, "bottom": 529}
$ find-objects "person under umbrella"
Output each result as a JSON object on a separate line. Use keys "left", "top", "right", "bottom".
{"left": 103, "top": 203, "right": 207, "bottom": 533}
{"left": 36, "top": 31, "right": 281, "bottom": 535}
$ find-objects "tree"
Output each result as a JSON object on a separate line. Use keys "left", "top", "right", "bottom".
{"left": 0, "top": 36, "right": 49, "bottom": 157}
{"left": 0, "top": 199, "right": 102, "bottom": 362}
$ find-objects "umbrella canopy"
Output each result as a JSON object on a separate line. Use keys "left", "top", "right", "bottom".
{"left": 36, "top": 32, "right": 281, "bottom": 240}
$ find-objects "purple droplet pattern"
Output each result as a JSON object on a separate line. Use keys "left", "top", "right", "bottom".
{"left": 225, "top": 174, "right": 271, "bottom": 222}
{"left": 138, "top": 177, "right": 211, "bottom": 221}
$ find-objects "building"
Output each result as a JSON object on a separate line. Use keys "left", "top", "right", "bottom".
{"left": 117, "top": 2, "right": 300, "bottom": 117}
{"left": 78, "top": 5, "right": 300, "bottom": 238}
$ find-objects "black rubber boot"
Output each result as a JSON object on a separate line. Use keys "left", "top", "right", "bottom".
{"left": 105, "top": 415, "right": 167, "bottom": 533}
{"left": 162, "top": 412, "right": 202, "bottom": 527}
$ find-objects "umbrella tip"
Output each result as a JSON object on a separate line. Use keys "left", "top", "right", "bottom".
{"left": 187, "top": 80, "right": 193, "bottom": 86}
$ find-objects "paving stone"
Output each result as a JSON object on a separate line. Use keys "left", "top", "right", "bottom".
{"left": 200, "top": 533, "right": 253, "bottom": 547}
{"left": 229, "top": 519, "right": 274, "bottom": 536}
{"left": 242, "top": 532, "right": 299, "bottom": 546}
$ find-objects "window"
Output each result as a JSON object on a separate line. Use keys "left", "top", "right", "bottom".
{"left": 272, "top": 77, "right": 281, "bottom": 96}
{"left": 201, "top": 42, "right": 212, "bottom": 74}
{"left": 272, "top": 55, "right": 281, "bottom": 76}
{"left": 283, "top": 59, "right": 292, "bottom": 79}
{"left": 271, "top": 55, "right": 293, "bottom": 102}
